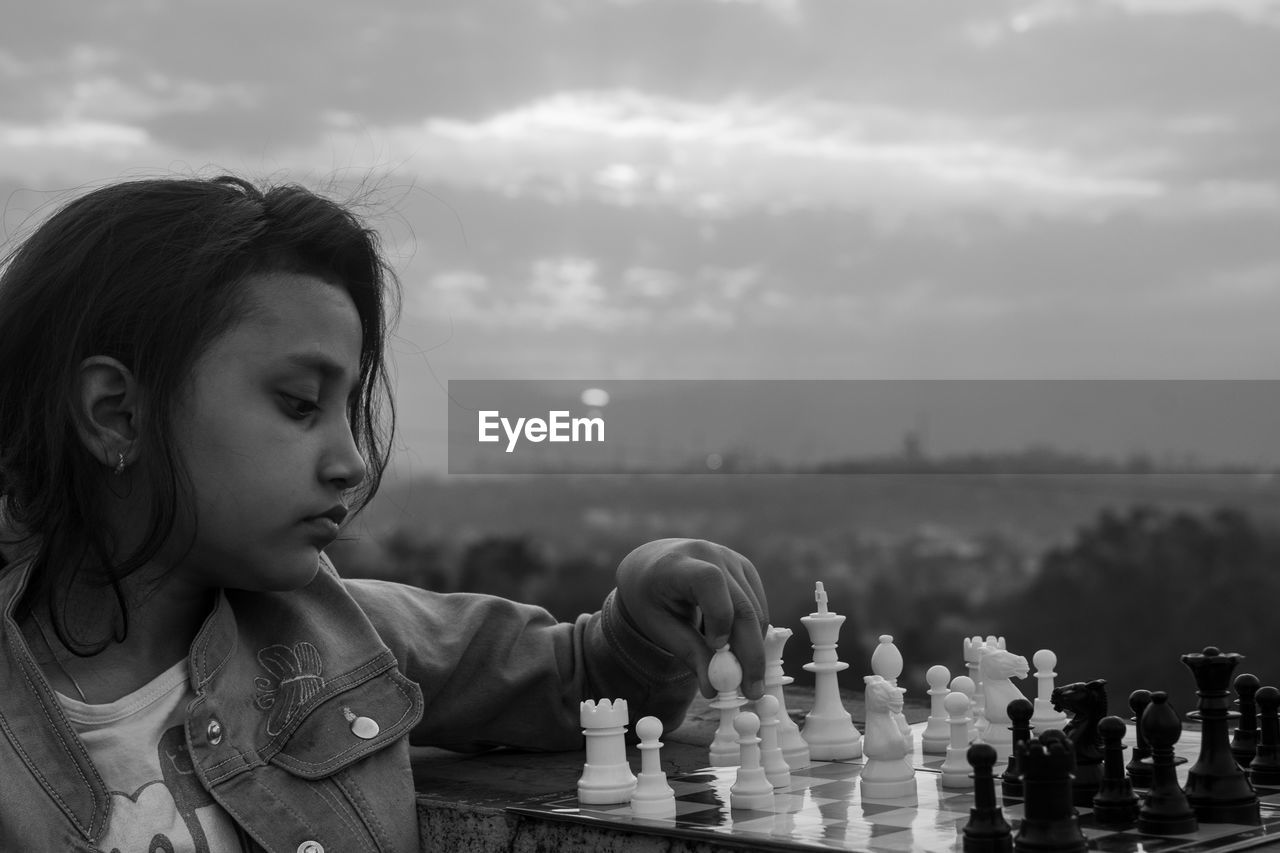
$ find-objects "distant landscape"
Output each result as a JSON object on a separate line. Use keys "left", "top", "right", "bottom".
{"left": 332, "top": 461, "right": 1280, "bottom": 719}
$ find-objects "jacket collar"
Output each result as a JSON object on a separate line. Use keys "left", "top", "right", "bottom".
{"left": 0, "top": 554, "right": 401, "bottom": 843}
{"left": 0, "top": 558, "right": 111, "bottom": 841}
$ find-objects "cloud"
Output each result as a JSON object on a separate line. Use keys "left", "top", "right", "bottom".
{"left": 283, "top": 90, "right": 1176, "bottom": 225}
{"left": 1108, "top": 0, "right": 1280, "bottom": 24}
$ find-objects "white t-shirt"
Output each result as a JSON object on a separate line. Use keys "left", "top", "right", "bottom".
{"left": 56, "top": 660, "right": 253, "bottom": 853}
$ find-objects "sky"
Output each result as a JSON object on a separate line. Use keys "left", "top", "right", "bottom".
{"left": 2, "top": 0, "right": 1279, "bottom": 474}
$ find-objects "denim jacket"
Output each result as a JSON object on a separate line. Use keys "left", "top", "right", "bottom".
{"left": 0, "top": 555, "right": 696, "bottom": 852}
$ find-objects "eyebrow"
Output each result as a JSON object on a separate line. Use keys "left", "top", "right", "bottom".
{"left": 282, "top": 352, "right": 359, "bottom": 398}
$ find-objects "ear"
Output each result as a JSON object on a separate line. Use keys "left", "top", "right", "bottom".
{"left": 75, "top": 356, "right": 143, "bottom": 470}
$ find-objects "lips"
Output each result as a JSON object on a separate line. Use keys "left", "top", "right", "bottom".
{"left": 309, "top": 504, "right": 349, "bottom": 525}
{"left": 302, "top": 504, "right": 348, "bottom": 541}
{"left": 304, "top": 516, "right": 341, "bottom": 540}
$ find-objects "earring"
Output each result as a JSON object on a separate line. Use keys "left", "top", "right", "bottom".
{"left": 113, "top": 451, "right": 127, "bottom": 476}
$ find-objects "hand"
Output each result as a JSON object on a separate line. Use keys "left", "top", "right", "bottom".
{"left": 615, "top": 538, "right": 769, "bottom": 700}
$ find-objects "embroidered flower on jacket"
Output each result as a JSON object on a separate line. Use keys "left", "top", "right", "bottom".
{"left": 254, "top": 642, "right": 324, "bottom": 736}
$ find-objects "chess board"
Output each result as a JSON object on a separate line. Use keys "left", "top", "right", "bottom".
{"left": 508, "top": 723, "right": 1280, "bottom": 852}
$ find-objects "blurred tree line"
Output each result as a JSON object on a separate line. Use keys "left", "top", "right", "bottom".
{"left": 332, "top": 503, "right": 1280, "bottom": 718}
{"left": 991, "top": 505, "right": 1280, "bottom": 714}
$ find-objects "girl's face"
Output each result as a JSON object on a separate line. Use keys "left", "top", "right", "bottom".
{"left": 161, "top": 270, "right": 367, "bottom": 591}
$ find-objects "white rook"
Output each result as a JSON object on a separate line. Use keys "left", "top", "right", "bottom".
{"left": 578, "top": 698, "right": 636, "bottom": 804}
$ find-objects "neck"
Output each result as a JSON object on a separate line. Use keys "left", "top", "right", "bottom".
{"left": 25, "top": 567, "right": 215, "bottom": 704}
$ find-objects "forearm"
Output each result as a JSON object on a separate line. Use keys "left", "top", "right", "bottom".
{"left": 344, "top": 579, "right": 696, "bottom": 751}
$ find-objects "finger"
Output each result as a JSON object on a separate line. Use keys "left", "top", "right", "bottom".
{"left": 735, "top": 554, "right": 769, "bottom": 628}
{"left": 725, "top": 583, "right": 767, "bottom": 698}
{"left": 721, "top": 554, "right": 767, "bottom": 633}
{"left": 682, "top": 561, "right": 766, "bottom": 697}
{"left": 679, "top": 560, "right": 736, "bottom": 650}
{"left": 650, "top": 612, "right": 717, "bottom": 698}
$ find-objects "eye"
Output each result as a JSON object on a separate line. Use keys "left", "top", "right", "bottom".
{"left": 281, "top": 394, "right": 320, "bottom": 419}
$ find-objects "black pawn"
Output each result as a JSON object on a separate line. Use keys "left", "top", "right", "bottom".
{"left": 1137, "top": 691, "right": 1198, "bottom": 835}
{"left": 1249, "top": 686, "right": 1280, "bottom": 786}
{"left": 1002, "top": 698, "right": 1034, "bottom": 799}
{"left": 964, "top": 743, "right": 1013, "bottom": 853}
{"left": 1126, "top": 690, "right": 1153, "bottom": 787}
{"left": 1180, "top": 647, "right": 1260, "bottom": 825}
{"left": 1091, "top": 715, "right": 1139, "bottom": 826}
{"left": 1231, "top": 673, "right": 1261, "bottom": 768}
{"left": 1013, "top": 732, "right": 1086, "bottom": 853}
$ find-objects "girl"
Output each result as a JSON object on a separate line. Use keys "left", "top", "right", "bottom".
{"left": 0, "top": 176, "right": 769, "bottom": 852}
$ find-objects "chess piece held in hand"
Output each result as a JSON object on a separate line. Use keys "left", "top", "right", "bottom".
{"left": 708, "top": 645, "right": 746, "bottom": 767}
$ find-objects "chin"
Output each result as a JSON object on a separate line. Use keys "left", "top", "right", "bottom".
{"left": 254, "top": 554, "right": 323, "bottom": 592}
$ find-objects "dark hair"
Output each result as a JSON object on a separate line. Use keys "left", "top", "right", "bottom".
{"left": 0, "top": 175, "right": 398, "bottom": 653}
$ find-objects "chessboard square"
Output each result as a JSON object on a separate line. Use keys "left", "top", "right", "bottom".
{"left": 867, "top": 806, "right": 969, "bottom": 831}
{"left": 539, "top": 796, "right": 579, "bottom": 810}
{"left": 804, "top": 760, "right": 866, "bottom": 778}
{"left": 935, "top": 792, "right": 978, "bottom": 811}
{"left": 670, "top": 799, "right": 721, "bottom": 818}
{"left": 1000, "top": 802, "right": 1026, "bottom": 820}
{"left": 771, "top": 792, "right": 841, "bottom": 813}
{"left": 669, "top": 806, "right": 732, "bottom": 827}
{"left": 675, "top": 788, "right": 729, "bottom": 807}
{"left": 809, "top": 799, "right": 903, "bottom": 822}
{"left": 806, "top": 779, "right": 859, "bottom": 799}
{"left": 781, "top": 818, "right": 907, "bottom": 849}
{"left": 1080, "top": 821, "right": 1134, "bottom": 838}
{"left": 858, "top": 790, "right": 921, "bottom": 809}
{"left": 862, "top": 825, "right": 961, "bottom": 852}
{"left": 718, "top": 814, "right": 791, "bottom": 834}
{"left": 666, "top": 780, "right": 709, "bottom": 797}
{"left": 1088, "top": 832, "right": 1185, "bottom": 851}
{"left": 780, "top": 774, "right": 826, "bottom": 791}
{"left": 1184, "top": 821, "right": 1272, "bottom": 841}
{"left": 577, "top": 804, "right": 633, "bottom": 820}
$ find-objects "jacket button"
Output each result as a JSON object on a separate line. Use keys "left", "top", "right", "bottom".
{"left": 296, "top": 843, "right": 324, "bottom": 853}
{"left": 206, "top": 719, "right": 223, "bottom": 745}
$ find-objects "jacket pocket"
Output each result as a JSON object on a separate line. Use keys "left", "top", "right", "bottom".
{"left": 268, "top": 664, "right": 423, "bottom": 779}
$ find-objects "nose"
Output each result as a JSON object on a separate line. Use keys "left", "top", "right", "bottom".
{"left": 322, "top": 421, "right": 368, "bottom": 491}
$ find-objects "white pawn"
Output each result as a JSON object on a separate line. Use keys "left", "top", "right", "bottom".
{"left": 1030, "top": 649, "right": 1070, "bottom": 729}
{"left": 763, "top": 625, "right": 810, "bottom": 770}
{"left": 940, "top": 691, "right": 974, "bottom": 789}
{"left": 921, "top": 664, "right": 951, "bottom": 755}
{"left": 755, "top": 694, "right": 791, "bottom": 789}
{"left": 708, "top": 645, "right": 746, "bottom": 766}
{"left": 577, "top": 699, "right": 637, "bottom": 804}
{"left": 730, "top": 711, "right": 775, "bottom": 810}
{"left": 870, "top": 634, "right": 913, "bottom": 750}
{"left": 949, "top": 674, "right": 979, "bottom": 742}
{"left": 630, "top": 716, "right": 676, "bottom": 817}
